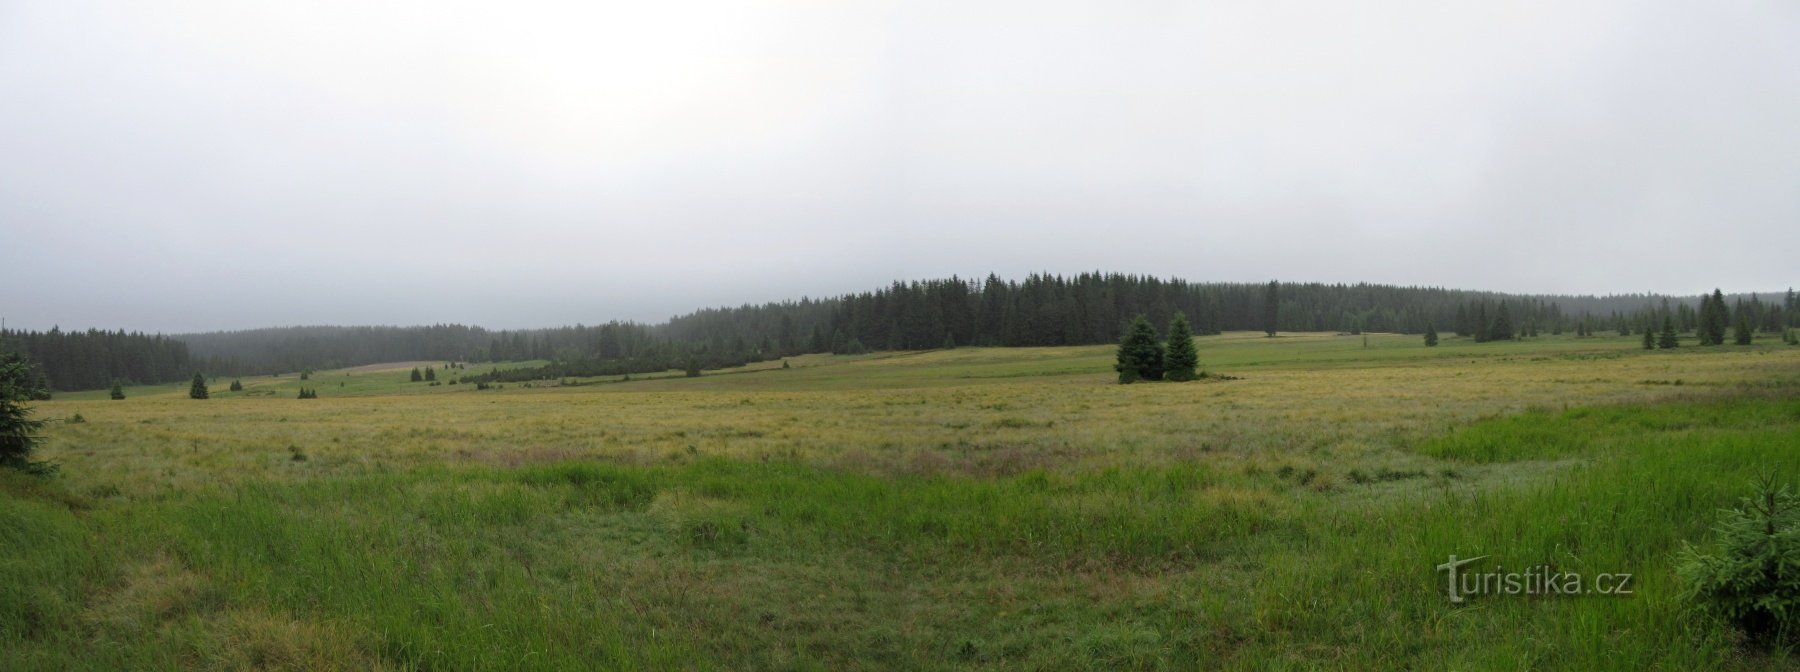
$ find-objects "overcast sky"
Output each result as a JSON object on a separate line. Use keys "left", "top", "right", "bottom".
{"left": 2, "top": 1, "right": 1796, "bottom": 332}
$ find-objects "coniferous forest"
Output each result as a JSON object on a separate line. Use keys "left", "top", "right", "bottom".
{"left": 0, "top": 328, "right": 194, "bottom": 393}
{"left": 5, "top": 274, "right": 1795, "bottom": 391}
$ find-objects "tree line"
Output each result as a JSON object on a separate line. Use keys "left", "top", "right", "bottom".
{"left": 0, "top": 328, "right": 194, "bottom": 393}
{"left": 1448, "top": 288, "right": 1795, "bottom": 343}
{"left": 7, "top": 277, "right": 1796, "bottom": 390}
{"left": 173, "top": 325, "right": 488, "bottom": 375}
{"left": 638, "top": 276, "right": 1797, "bottom": 355}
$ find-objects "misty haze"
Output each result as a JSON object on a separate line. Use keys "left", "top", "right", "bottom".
{"left": 2, "top": 2, "right": 1798, "bottom": 670}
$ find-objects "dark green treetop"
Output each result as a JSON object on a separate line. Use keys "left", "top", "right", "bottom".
{"left": 1114, "top": 315, "right": 1165, "bottom": 384}
{"left": 1, "top": 351, "right": 53, "bottom": 473}
{"left": 1164, "top": 313, "right": 1199, "bottom": 382}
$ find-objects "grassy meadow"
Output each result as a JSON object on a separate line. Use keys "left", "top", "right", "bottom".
{"left": 6, "top": 331, "right": 1800, "bottom": 669}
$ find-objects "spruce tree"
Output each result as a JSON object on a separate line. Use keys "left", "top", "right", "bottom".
{"left": 1696, "top": 293, "right": 1714, "bottom": 345}
{"left": 1, "top": 352, "right": 51, "bottom": 473}
{"left": 1424, "top": 324, "right": 1439, "bottom": 347}
{"left": 1263, "top": 280, "right": 1279, "bottom": 337}
{"left": 189, "top": 372, "right": 209, "bottom": 399}
{"left": 424, "top": 366, "right": 436, "bottom": 382}
{"left": 1642, "top": 327, "right": 1654, "bottom": 350}
{"left": 1489, "top": 303, "right": 1514, "bottom": 342}
{"left": 1164, "top": 313, "right": 1199, "bottom": 381}
{"left": 685, "top": 358, "right": 701, "bottom": 378}
{"left": 26, "top": 368, "right": 51, "bottom": 400}
{"left": 1700, "top": 289, "right": 1728, "bottom": 345}
{"left": 1114, "top": 315, "right": 1164, "bottom": 384}
{"left": 229, "top": 379, "right": 243, "bottom": 392}
{"left": 1713, "top": 289, "right": 1731, "bottom": 344}
{"left": 1734, "top": 310, "right": 1753, "bottom": 345}
{"left": 110, "top": 379, "right": 125, "bottom": 400}
{"left": 1658, "top": 314, "right": 1679, "bottom": 349}
{"left": 410, "top": 367, "right": 422, "bottom": 382}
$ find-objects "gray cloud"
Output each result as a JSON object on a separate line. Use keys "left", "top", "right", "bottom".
{"left": 3, "top": 0, "right": 1797, "bottom": 332}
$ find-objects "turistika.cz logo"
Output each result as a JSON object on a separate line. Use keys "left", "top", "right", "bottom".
{"left": 1436, "top": 555, "right": 1633, "bottom": 603}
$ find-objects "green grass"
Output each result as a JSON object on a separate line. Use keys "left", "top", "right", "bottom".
{"left": 5, "top": 332, "right": 1800, "bottom": 669}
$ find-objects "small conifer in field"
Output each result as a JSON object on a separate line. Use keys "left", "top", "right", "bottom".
{"left": 1164, "top": 313, "right": 1199, "bottom": 381}
{"left": 1679, "top": 475, "right": 1800, "bottom": 644}
{"left": 1114, "top": 315, "right": 1164, "bottom": 384}
{"left": 1489, "top": 303, "right": 1514, "bottom": 341}
{"left": 1692, "top": 289, "right": 1729, "bottom": 346}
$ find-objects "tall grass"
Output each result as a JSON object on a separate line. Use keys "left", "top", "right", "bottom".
{"left": 5, "top": 334, "right": 1800, "bottom": 668}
